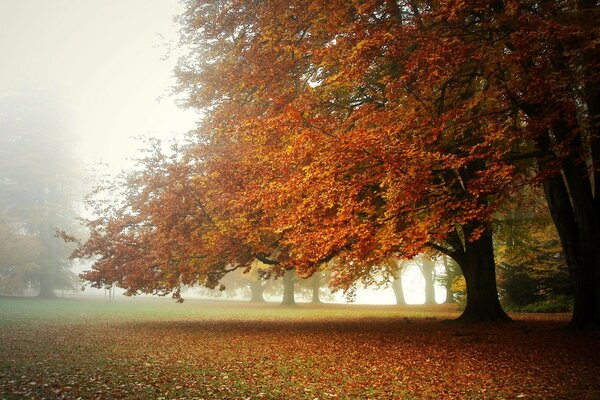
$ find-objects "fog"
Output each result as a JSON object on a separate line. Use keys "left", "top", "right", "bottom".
{"left": 0, "top": 0, "right": 196, "bottom": 169}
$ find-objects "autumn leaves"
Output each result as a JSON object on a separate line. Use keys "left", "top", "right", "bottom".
{"left": 73, "top": 1, "right": 599, "bottom": 324}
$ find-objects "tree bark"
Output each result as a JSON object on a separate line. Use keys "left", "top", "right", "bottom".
{"left": 420, "top": 256, "right": 437, "bottom": 305}
{"left": 534, "top": 122, "right": 600, "bottom": 328}
{"left": 540, "top": 161, "right": 599, "bottom": 328}
{"left": 391, "top": 273, "right": 406, "bottom": 305}
{"left": 452, "top": 228, "right": 510, "bottom": 322}
{"left": 310, "top": 273, "right": 321, "bottom": 304}
{"left": 442, "top": 255, "right": 456, "bottom": 303}
{"left": 281, "top": 269, "right": 296, "bottom": 306}
{"left": 249, "top": 280, "right": 265, "bottom": 302}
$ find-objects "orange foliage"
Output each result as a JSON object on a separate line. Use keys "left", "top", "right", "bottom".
{"left": 74, "top": 0, "right": 598, "bottom": 317}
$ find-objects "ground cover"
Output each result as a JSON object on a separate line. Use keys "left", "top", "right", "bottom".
{"left": 0, "top": 297, "right": 598, "bottom": 399}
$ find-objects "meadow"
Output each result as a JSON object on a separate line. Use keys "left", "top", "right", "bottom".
{"left": 1, "top": 297, "right": 599, "bottom": 399}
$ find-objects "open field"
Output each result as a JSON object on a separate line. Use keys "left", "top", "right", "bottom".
{"left": 1, "top": 297, "right": 599, "bottom": 399}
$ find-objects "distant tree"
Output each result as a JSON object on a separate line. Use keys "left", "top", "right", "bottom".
{"left": 0, "top": 92, "right": 82, "bottom": 297}
{"left": 246, "top": 263, "right": 270, "bottom": 303}
{"left": 382, "top": 257, "right": 406, "bottom": 306}
{"left": 219, "top": 260, "right": 272, "bottom": 302}
{"left": 0, "top": 223, "right": 40, "bottom": 295}
{"left": 438, "top": 255, "right": 461, "bottom": 304}
{"left": 280, "top": 268, "right": 296, "bottom": 306}
{"left": 295, "top": 268, "right": 335, "bottom": 304}
{"left": 308, "top": 273, "right": 322, "bottom": 304}
{"left": 415, "top": 255, "right": 437, "bottom": 305}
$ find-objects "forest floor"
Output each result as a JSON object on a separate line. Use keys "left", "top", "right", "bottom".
{"left": 0, "top": 296, "right": 599, "bottom": 399}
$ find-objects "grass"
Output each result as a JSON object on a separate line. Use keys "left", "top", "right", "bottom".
{"left": 0, "top": 296, "right": 599, "bottom": 399}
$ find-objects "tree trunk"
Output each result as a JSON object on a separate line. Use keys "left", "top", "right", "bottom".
{"left": 249, "top": 280, "right": 266, "bottom": 302}
{"left": 281, "top": 269, "right": 296, "bottom": 306}
{"left": 37, "top": 270, "right": 56, "bottom": 298}
{"left": 391, "top": 273, "right": 406, "bottom": 305}
{"left": 420, "top": 256, "right": 437, "bottom": 305}
{"left": 540, "top": 163, "right": 599, "bottom": 328}
{"left": 535, "top": 123, "right": 600, "bottom": 328}
{"left": 310, "top": 273, "right": 321, "bottom": 304}
{"left": 442, "top": 255, "right": 455, "bottom": 303}
{"left": 454, "top": 228, "right": 510, "bottom": 322}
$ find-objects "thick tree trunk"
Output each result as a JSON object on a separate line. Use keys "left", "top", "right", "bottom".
{"left": 391, "top": 274, "right": 406, "bottom": 305}
{"left": 420, "top": 256, "right": 437, "bottom": 305}
{"left": 249, "top": 280, "right": 265, "bottom": 302}
{"left": 454, "top": 229, "right": 510, "bottom": 322}
{"left": 310, "top": 273, "right": 321, "bottom": 304}
{"left": 535, "top": 121, "right": 600, "bottom": 328}
{"left": 541, "top": 164, "right": 600, "bottom": 328}
{"left": 576, "top": 1, "right": 600, "bottom": 327}
{"left": 281, "top": 269, "right": 296, "bottom": 306}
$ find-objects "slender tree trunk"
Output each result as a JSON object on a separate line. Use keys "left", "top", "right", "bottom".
{"left": 420, "top": 256, "right": 437, "bottom": 305}
{"left": 452, "top": 228, "right": 510, "bottom": 322}
{"left": 391, "top": 274, "right": 406, "bottom": 305}
{"left": 281, "top": 269, "right": 296, "bottom": 306}
{"left": 310, "top": 273, "right": 321, "bottom": 304}
{"left": 249, "top": 280, "right": 266, "bottom": 302}
{"left": 442, "top": 255, "right": 455, "bottom": 303}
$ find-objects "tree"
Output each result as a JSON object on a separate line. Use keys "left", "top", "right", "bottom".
{"left": 390, "top": 0, "right": 600, "bottom": 326}
{"left": 382, "top": 257, "right": 406, "bottom": 306}
{"left": 0, "top": 91, "right": 82, "bottom": 297}
{"left": 416, "top": 255, "right": 437, "bottom": 305}
{"left": 308, "top": 273, "right": 323, "bottom": 304}
{"left": 294, "top": 267, "right": 335, "bottom": 304}
{"left": 245, "top": 262, "right": 271, "bottom": 302}
{"left": 195, "top": 260, "right": 272, "bottom": 302}
{"left": 0, "top": 223, "right": 40, "bottom": 295}
{"left": 175, "top": 0, "right": 515, "bottom": 321}
{"left": 280, "top": 268, "right": 296, "bottom": 306}
{"left": 494, "top": 1, "right": 599, "bottom": 327}
{"left": 75, "top": 1, "right": 597, "bottom": 325}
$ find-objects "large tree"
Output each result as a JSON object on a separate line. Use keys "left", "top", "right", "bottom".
{"left": 175, "top": 0, "right": 520, "bottom": 321}
{"left": 0, "top": 91, "right": 82, "bottom": 296}
{"left": 174, "top": 0, "right": 598, "bottom": 324}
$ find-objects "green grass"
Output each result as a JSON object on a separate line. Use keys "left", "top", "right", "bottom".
{"left": 0, "top": 295, "right": 457, "bottom": 323}
{"left": 0, "top": 296, "right": 598, "bottom": 399}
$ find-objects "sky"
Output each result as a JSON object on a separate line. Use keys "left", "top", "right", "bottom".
{"left": 0, "top": 0, "right": 197, "bottom": 170}
{"left": 0, "top": 0, "right": 447, "bottom": 304}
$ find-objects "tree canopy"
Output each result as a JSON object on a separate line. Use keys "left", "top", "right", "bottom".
{"left": 0, "top": 91, "right": 82, "bottom": 296}
{"left": 74, "top": 0, "right": 598, "bottom": 324}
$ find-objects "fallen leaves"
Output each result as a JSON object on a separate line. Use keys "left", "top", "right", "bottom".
{"left": 1, "top": 298, "right": 599, "bottom": 399}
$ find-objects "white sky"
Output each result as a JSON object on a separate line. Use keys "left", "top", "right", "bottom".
{"left": 0, "top": 0, "right": 197, "bottom": 170}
